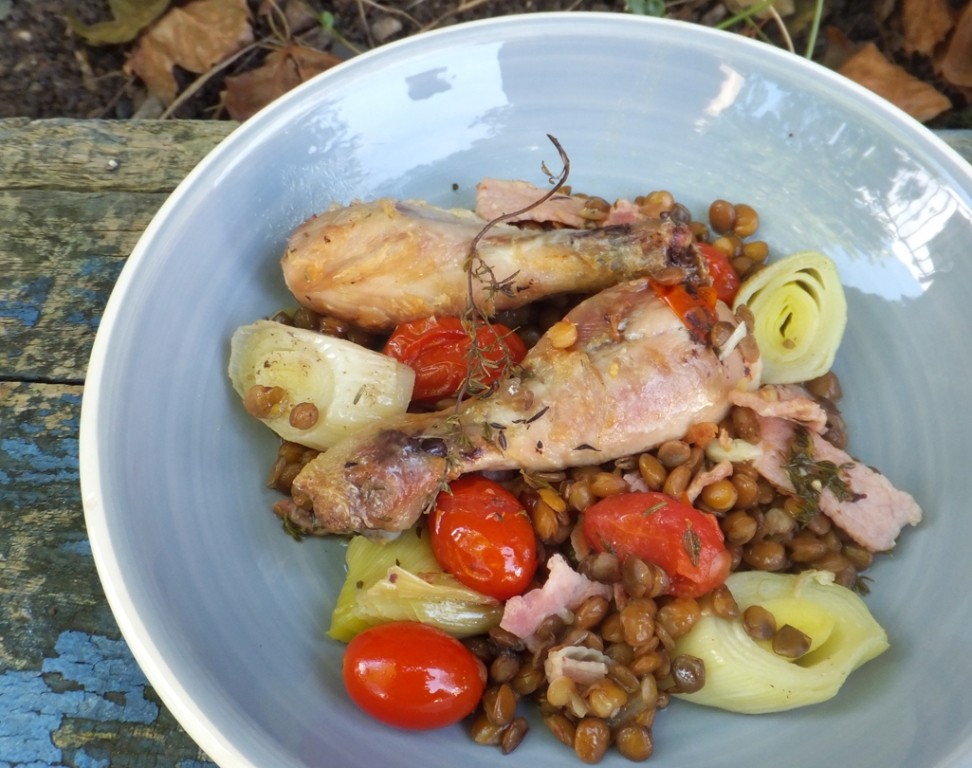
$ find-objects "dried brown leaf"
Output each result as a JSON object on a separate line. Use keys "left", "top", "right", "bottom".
{"left": 838, "top": 42, "right": 952, "bottom": 122}
{"left": 820, "top": 25, "right": 858, "bottom": 71}
{"left": 221, "top": 43, "right": 342, "bottom": 121}
{"left": 68, "top": 0, "right": 172, "bottom": 46}
{"left": 902, "top": 0, "right": 955, "bottom": 57}
{"left": 125, "top": 0, "right": 254, "bottom": 105}
{"left": 941, "top": 1, "right": 972, "bottom": 87}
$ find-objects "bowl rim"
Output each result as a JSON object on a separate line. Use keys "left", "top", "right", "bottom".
{"left": 78, "top": 11, "right": 972, "bottom": 767}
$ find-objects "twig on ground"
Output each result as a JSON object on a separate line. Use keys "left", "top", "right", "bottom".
{"left": 420, "top": 0, "right": 494, "bottom": 33}
{"left": 159, "top": 38, "right": 266, "bottom": 119}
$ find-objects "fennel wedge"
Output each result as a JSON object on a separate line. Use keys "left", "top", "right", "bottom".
{"left": 673, "top": 570, "right": 888, "bottom": 714}
{"left": 328, "top": 527, "right": 502, "bottom": 642}
{"left": 228, "top": 319, "right": 415, "bottom": 450}
{"left": 733, "top": 251, "right": 847, "bottom": 385}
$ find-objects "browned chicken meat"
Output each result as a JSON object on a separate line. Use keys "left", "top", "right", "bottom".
{"left": 275, "top": 279, "right": 761, "bottom": 537}
{"left": 281, "top": 198, "right": 705, "bottom": 332}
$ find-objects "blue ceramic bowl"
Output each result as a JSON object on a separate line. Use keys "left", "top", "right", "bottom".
{"left": 80, "top": 12, "right": 972, "bottom": 767}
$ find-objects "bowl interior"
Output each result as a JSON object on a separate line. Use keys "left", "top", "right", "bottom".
{"left": 81, "top": 13, "right": 972, "bottom": 768}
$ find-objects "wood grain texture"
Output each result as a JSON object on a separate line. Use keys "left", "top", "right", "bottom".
{"left": 1, "top": 117, "right": 969, "bottom": 767}
{"left": 0, "top": 119, "right": 228, "bottom": 767}
{"left": 0, "top": 120, "right": 235, "bottom": 383}
{"left": 0, "top": 118, "right": 236, "bottom": 192}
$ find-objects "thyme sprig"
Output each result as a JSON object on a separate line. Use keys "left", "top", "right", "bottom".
{"left": 453, "top": 134, "right": 571, "bottom": 410}
{"left": 422, "top": 137, "right": 572, "bottom": 509}
{"left": 783, "top": 426, "right": 858, "bottom": 523}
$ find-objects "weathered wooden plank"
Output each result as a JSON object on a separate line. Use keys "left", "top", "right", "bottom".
{"left": 0, "top": 187, "right": 165, "bottom": 256}
{"left": 0, "top": 188, "right": 168, "bottom": 381}
{"left": 0, "top": 253, "right": 124, "bottom": 382}
{"left": 0, "top": 381, "right": 213, "bottom": 766}
{"left": 0, "top": 118, "right": 237, "bottom": 192}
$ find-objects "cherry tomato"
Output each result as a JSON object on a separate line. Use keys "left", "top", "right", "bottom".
{"left": 383, "top": 317, "right": 528, "bottom": 404}
{"left": 698, "top": 241, "right": 741, "bottom": 305}
{"left": 582, "top": 491, "right": 731, "bottom": 598}
{"left": 429, "top": 475, "right": 538, "bottom": 600}
{"left": 343, "top": 621, "right": 486, "bottom": 730}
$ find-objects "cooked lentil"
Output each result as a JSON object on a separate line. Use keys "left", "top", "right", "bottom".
{"left": 742, "top": 604, "right": 777, "bottom": 640}
{"left": 708, "top": 199, "right": 736, "bottom": 234}
{"left": 772, "top": 624, "right": 812, "bottom": 658}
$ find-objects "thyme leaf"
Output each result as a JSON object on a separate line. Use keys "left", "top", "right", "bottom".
{"left": 641, "top": 501, "right": 667, "bottom": 517}
{"left": 682, "top": 524, "right": 702, "bottom": 568}
{"left": 281, "top": 515, "right": 305, "bottom": 542}
{"left": 512, "top": 405, "right": 550, "bottom": 425}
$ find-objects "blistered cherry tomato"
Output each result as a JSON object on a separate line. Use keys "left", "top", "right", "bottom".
{"left": 698, "top": 241, "right": 741, "bottom": 305}
{"left": 383, "top": 317, "right": 528, "bottom": 404}
{"left": 343, "top": 621, "right": 486, "bottom": 730}
{"left": 429, "top": 475, "right": 538, "bottom": 600}
{"left": 582, "top": 491, "right": 731, "bottom": 598}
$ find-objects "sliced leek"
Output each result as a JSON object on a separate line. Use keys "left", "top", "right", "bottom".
{"left": 673, "top": 570, "right": 888, "bottom": 714}
{"left": 733, "top": 251, "right": 847, "bottom": 385}
{"left": 354, "top": 566, "right": 502, "bottom": 638}
{"left": 328, "top": 527, "right": 501, "bottom": 641}
{"left": 227, "top": 319, "right": 415, "bottom": 450}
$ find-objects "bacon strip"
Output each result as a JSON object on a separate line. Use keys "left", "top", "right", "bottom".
{"left": 753, "top": 416, "right": 922, "bottom": 551}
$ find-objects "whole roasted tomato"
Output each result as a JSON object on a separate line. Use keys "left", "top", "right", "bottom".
{"left": 383, "top": 317, "right": 527, "bottom": 404}
{"left": 342, "top": 621, "right": 486, "bottom": 730}
{"left": 428, "top": 475, "right": 538, "bottom": 600}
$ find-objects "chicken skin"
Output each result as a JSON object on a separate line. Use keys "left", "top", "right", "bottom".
{"left": 277, "top": 279, "right": 761, "bottom": 537}
{"left": 281, "top": 198, "right": 704, "bottom": 332}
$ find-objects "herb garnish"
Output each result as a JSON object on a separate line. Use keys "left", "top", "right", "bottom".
{"left": 682, "top": 524, "right": 702, "bottom": 568}
{"left": 783, "top": 425, "right": 858, "bottom": 522}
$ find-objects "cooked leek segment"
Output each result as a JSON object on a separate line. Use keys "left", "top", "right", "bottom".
{"left": 328, "top": 527, "right": 501, "bottom": 641}
{"left": 354, "top": 566, "right": 503, "bottom": 638}
{"left": 329, "top": 527, "right": 438, "bottom": 641}
{"left": 227, "top": 319, "right": 415, "bottom": 450}
{"left": 733, "top": 251, "right": 847, "bottom": 385}
{"left": 673, "top": 570, "right": 888, "bottom": 714}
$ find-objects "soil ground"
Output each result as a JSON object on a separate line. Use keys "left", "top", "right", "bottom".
{"left": 0, "top": 0, "right": 967, "bottom": 123}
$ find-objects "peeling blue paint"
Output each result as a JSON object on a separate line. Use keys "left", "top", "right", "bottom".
{"left": 72, "top": 751, "right": 108, "bottom": 768}
{"left": 0, "top": 276, "right": 54, "bottom": 329}
{"left": 0, "top": 632, "right": 159, "bottom": 767}
{"left": 0, "top": 438, "right": 79, "bottom": 473}
{"left": 59, "top": 538, "right": 92, "bottom": 557}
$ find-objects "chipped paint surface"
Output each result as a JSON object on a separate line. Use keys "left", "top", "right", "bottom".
{"left": 0, "top": 631, "right": 216, "bottom": 768}
{"left": 1, "top": 381, "right": 216, "bottom": 765}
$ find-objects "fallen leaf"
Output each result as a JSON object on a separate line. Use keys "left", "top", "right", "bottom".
{"left": 941, "top": 1, "right": 972, "bottom": 87}
{"left": 221, "top": 43, "right": 341, "bottom": 120}
{"left": 68, "top": 0, "right": 172, "bottom": 46}
{"left": 125, "top": 0, "right": 254, "bottom": 105}
{"left": 820, "top": 25, "right": 858, "bottom": 71}
{"left": 901, "top": 0, "right": 955, "bottom": 57}
{"left": 838, "top": 42, "right": 952, "bottom": 122}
